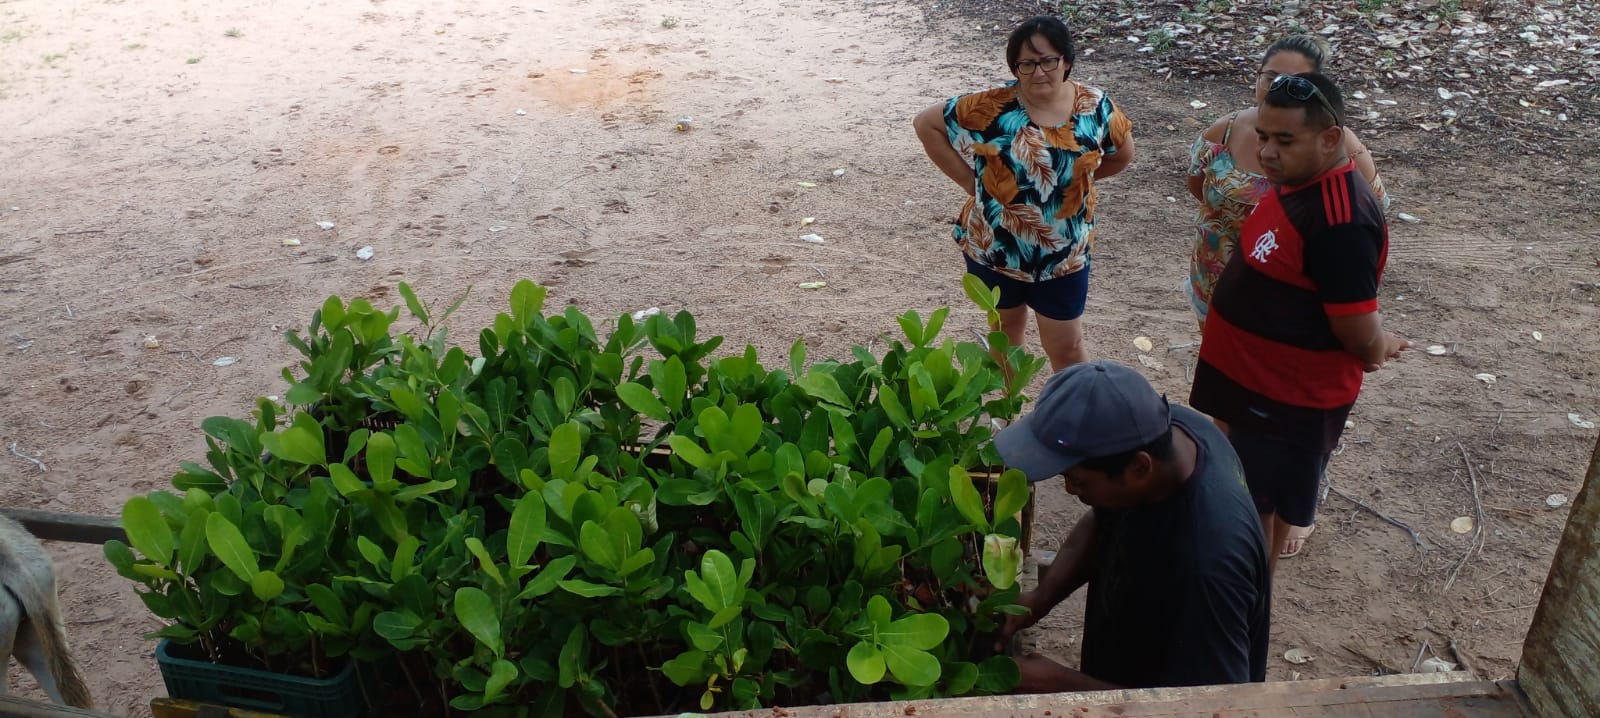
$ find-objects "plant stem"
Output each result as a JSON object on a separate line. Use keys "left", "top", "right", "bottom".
{"left": 396, "top": 653, "right": 425, "bottom": 705}
{"left": 637, "top": 641, "right": 666, "bottom": 713}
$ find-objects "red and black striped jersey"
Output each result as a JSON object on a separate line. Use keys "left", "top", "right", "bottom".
{"left": 1190, "top": 161, "right": 1389, "bottom": 451}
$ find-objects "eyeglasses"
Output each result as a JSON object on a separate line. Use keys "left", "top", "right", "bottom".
{"left": 1270, "top": 74, "right": 1341, "bottom": 126}
{"left": 1016, "top": 56, "right": 1063, "bottom": 75}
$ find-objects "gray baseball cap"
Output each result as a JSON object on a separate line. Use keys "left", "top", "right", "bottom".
{"left": 994, "top": 360, "right": 1173, "bottom": 482}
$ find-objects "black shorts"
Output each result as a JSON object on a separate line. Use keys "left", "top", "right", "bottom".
{"left": 963, "top": 255, "right": 1090, "bottom": 321}
{"left": 1228, "top": 428, "right": 1329, "bottom": 527}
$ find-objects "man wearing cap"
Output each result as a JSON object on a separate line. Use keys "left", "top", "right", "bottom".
{"left": 993, "top": 360, "right": 1270, "bottom": 691}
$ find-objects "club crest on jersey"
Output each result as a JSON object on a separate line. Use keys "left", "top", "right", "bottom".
{"left": 1250, "top": 228, "right": 1280, "bottom": 263}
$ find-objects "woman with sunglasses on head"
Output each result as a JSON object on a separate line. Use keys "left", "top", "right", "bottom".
{"left": 1188, "top": 35, "right": 1388, "bottom": 332}
{"left": 914, "top": 15, "right": 1134, "bottom": 372}
{"left": 1185, "top": 36, "right": 1388, "bottom": 560}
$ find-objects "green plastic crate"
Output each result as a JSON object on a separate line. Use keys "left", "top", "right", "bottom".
{"left": 156, "top": 640, "right": 364, "bottom": 717}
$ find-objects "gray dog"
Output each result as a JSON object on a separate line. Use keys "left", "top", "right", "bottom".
{"left": 0, "top": 513, "right": 91, "bottom": 708}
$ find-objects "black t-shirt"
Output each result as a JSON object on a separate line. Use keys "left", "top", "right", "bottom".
{"left": 1079, "top": 406, "right": 1271, "bottom": 688}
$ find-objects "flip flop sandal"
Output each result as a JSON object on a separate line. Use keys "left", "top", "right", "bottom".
{"left": 1279, "top": 523, "right": 1316, "bottom": 559}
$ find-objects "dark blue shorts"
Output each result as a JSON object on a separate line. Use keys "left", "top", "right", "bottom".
{"left": 1228, "top": 428, "right": 1329, "bottom": 527}
{"left": 963, "top": 255, "right": 1090, "bottom": 321}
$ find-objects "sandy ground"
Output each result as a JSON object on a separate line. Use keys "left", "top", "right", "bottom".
{"left": 1, "top": 0, "right": 1596, "bottom": 714}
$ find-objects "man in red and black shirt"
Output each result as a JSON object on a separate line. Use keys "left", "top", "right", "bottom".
{"left": 1190, "top": 72, "right": 1408, "bottom": 574}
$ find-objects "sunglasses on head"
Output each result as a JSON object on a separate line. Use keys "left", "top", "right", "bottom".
{"left": 1270, "top": 74, "right": 1341, "bottom": 127}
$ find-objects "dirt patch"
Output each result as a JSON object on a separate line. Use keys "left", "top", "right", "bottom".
{"left": 0, "top": 0, "right": 1596, "bottom": 714}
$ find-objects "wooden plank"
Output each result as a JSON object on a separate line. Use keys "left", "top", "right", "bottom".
{"left": 1291, "top": 705, "right": 1374, "bottom": 718}
{"left": 684, "top": 676, "right": 1525, "bottom": 718}
{"left": 0, "top": 695, "right": 124, "bottom": 718}
{"left": 0, "top": 508, "right": 126, "bottom": 545}
{"left": 148, "top": 698, "right": 287, "bottom": 718}
{"left": 1519, "top": 432, "right": 1600, "bottom": 717}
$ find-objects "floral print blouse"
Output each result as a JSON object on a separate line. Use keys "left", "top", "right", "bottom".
{"left": 943, "top": 82, "right": 1133, "bottom": 282}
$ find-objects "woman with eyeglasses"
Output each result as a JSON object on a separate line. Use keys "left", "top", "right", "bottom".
{"left": 1185, "top": 35, "right": 1389, "bottom": 562}
{"left": 914, "top": 15, "right": 1134, "bottom": 372}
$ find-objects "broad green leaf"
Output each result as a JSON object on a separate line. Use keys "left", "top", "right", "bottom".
{"left": 389, "top": 387, "right": 429, "bottom": 423}
{"left": 465, "top": 537, "right": 504, "bottom": 586}
{"left": 668, "top": 435, "right": 716, "bottom": 469}
{"left": 366, "top": 495, "right": 410, "bottom": 543}
{"left": 896, "top": 310, "right": 924, "bottom": 347}
{"left": 652, "top": 356, "right": 688, "bottom": 414}
{"left": 132, "top": 564, "right": 181, "bottom": 581}
{"left": 846, "top": 642, "right": 886, "bottom": 684}
{"left": 796, "top": 372, "right": 851, "bottom": 408}
{"left": 285, "top": 381, "right": 322, "bottom": 405}
{"left": 600, "top": 507, "right": 643, "bottom": 566}
{"left": 398, "top": 282, "right": 430, "bottom": 324}
{"left": 516, "top": 555, "right": 577, "bottom": 600}
{"left": 557, "top": 580, "right": 623, "bottom": 598}
{"left": 853, "top": 477, "right": 892, "bottom": 516}
{"left": 391, "top": 535, "right": 421, "bottom": 582}
{"left": 506, "top": 493, "right": 546, "bottom": 568}
{"left": 557, "top": 624, "right": 585, "bottom": 688}
{"left": 307, "top": 584, "right": 349, "bottom": 626}
{"left": 121, "top": 497, "right": 175, "bottom": 567}
{"left": 264, "top": 505, "right": 309, "bottom": 572}
{"left": 708, "top": 605, "right": 742, "bottom": 630}
{"left": 788, "top": 338, "right": 807, "bottom": 380}
{"left": 262, "top": 425, "right": 326, "bottom": 466}
{"left": 946, "top": 661, "right": 980, "bottom": 695}
{"left": 880, "top": 613, "right": 949, "bottom": 650}
{"left": 660, "top": 650, "right": 709, "bottom": 687}
{"left": 392, "top": 479, "right": 457, "bottom": 502}
{"left": 827, "top": 409, "right": 859, "bottom": 464}
{"left": 882, "top": 644, "right": 942, "bottom": 686}
{"left": 579, "top": 520, "right": 619, "bottom": 571}
{"left": 618, "top": 548, "right": 655, "bottom": 578}
{"left": 251, "top": 570, "right": 285, "bottom": 601}
{"left": 454, "top": 587, "right": 502, "bottom": 657}
{"left": 908, "top": 365, "right": 938, "bottom": 419}
{"left": 948, "top": 467, "right": 990, "bottom": 531}
{"left": 204, "top": 513, "right": 259, "bottom": 582}
{"left": 975, "top": 655, "right": 1022, "bottom": 694}
{"left": 177, "top": 511, "right": 209, "bottom": 574}
{"left": 685, "top": 622, "right": 723, "bottom": 652}
{"left": 356, "top": 536, "right": 387, "bottom": 569}
{"left": 878, "top": 388, "right": 911, "bottom": 428}
{"left": 548, "top": 422, "right": 581, "bottom": 481}
{"left": 373, "top": 610, "right": 421, "bottom": 641}
{"left": 731, "top": 491, "right": 774, "bottom": 551}
{"left": 616, "top": 382, "right": 670, "bottom": 421}
{"left": 867, "top": 426, "right": 894, "bottom": 468}
{"left": 693, "top": 550, "right": 741, "bottom": 611}
{"left": 392, "top": 424, "right": 431, "bottom": 479}
{"left": 962, "top": 272, "right": 1000, "bottom": 312}
{"left": 320, "top": 295, "right": 347, "bottom": 328}
{"left": 982, "top": 534, "right": 1021, "bottom": 590}
{"left": 728, "top": 402, "right": 763, "bottom": 455}
{"left": 852, "top": 523, "right": 882, "bottom": 573}
{"left": 328, "top": 463, "right": 367, "bottom": 498}
{"left": 993, "top": 469, "right": 1030, "bottom": 524}
{"left": 510, "top": 280, "right": 547, "bottom": 326}
{"left": 484, "top": 659, "right": 518, "bottom": 702}
{"left": 866, "top": 594, "right": 892, "bottom": 629}
{"left": 930, "top": 537, "right": 962, "bottom": 578}
{"left": 365, "top": 432, "right": 398, "bottom": 489}
{"left": 924, "top": 306, "right": 950, "bottom": 344}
